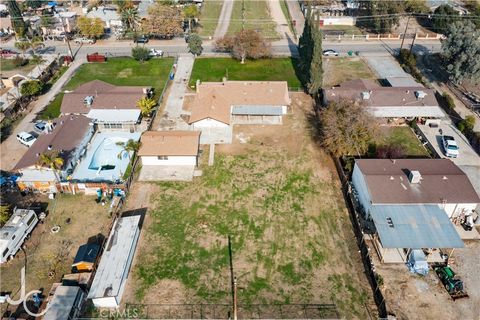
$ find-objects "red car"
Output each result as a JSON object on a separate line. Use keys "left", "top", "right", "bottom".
{"left": 0, "top": 49, "right": 19, "bottom": 58}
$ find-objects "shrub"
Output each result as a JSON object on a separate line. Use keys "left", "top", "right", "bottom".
{"left": 20, "top": 80, "right": 43, "bottom": 97}
{"left": 132, "top": 46, "right": 150, "bottom": 62}
{"left": 12, "top": 56, "right": 28, "bottom": 67}
{"left": 442, "top": 92, "right": 455, "bottom": 109}
{"left": 399, "top": 49, "right": 416, "bottom": 68}
{"left": 457, "top": 115, "right": 476, "bottom": 133}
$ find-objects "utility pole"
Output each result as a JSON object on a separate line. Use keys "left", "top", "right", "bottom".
{"left": 410, "top": 28, "right": 417, "bottom": 54}
{"left": 242, "top": 0, "right": 245, "bottom": 31}
{"left": 60, "top": 16, "right": 74, "bottom": 60}
{"left": 233, "top": 276, "right": 238, "bottom": 320}
{"left": 400, "top": 15, "right": 411, "bottom": 52}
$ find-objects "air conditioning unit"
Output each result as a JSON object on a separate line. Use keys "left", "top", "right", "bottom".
{"left": 409, "top": 170, "right": 422, "bottom": 184}
{"left": 415, "top": 91, "right": 427, "bottom": 99}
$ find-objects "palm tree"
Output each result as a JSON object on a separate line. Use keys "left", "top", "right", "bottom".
{"left": 29, "top": 37, "right": 45, "bottom": 53}
{"left": 136, "top": 97, "right": 156, "bottom": 117}
{"left": 37, "top": 151, "right": 64, "bottom": 182}
{"left": 14, "top": 41, "right": 31, "bottom": 58}
{"left": 121, "top": 7, "right": 140, "bottom": 40}
{"left": 116, "top": 139, "right": 141, "bottom": 160}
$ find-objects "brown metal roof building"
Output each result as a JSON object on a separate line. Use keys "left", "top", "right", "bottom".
{"left": 322, "top": 79, "right": 445, "bottom": 118}
{"left": 138, "top": 131, "right": 201, "bottom": 157}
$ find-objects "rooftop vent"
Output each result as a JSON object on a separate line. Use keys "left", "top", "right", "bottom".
{"left": 409, "top": 170, "right": 421, "bottom": 184}
{"left": 386, "top": 217, "right": 394, "bottom": 228}
{"left": 361, "top": 91, "right": 371, "bottom": 100}
{"left": 47, "top": 145, "right": 52, "bottom": 150}
{"left": 84, "top": 95, "right": 94, "bottom": 106}
{"left": 415, "top": 90, "right": 427, "bottom": 99}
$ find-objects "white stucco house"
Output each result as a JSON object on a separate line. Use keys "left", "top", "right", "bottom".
{"left": 138, "top": 131, "right": 201, "bottom": 181}
{"left": 188, "top": 81, "right": 291, "bottom": 144}
{"left": 351, "top": 159, "right": 478, "bottom": 263}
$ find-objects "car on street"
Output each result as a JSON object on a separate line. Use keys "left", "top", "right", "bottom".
{"left": 149, "top": 48, "right": 163, "bottom": 57}
{"left": 442, "top": 135, "right": 459, "bottom": 158}
{"left": 323, "top": 49, "right": 339, "bottom": 57}
{"left": 134, "top": 36, "right": 149, "bottom": 44}
{"left": 1, "top": 49, "right": 18, "bottom": 58}
{"left": 16, "top": 131, "right": 37, "bottom": 147}
{"left": 74, "top": 37, "right": 95, "bottom": 44}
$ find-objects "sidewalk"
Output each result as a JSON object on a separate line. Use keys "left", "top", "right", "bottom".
{"left": 0, "top": 57, "right": 85, "bottom": 171}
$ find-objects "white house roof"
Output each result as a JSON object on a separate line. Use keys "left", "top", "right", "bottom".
{"left": 43, "top": 286, "right": 82, "bottom": 320}
{"left": 87, "top": 215, "right": 141, "bottom": 302}
{"left": 86, "top": 109, "right": 141, "bottom": 123}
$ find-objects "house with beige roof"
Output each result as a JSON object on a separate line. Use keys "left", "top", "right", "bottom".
{"left": 322, "top": 79, "right": 445, "bottom": 119}
{"left": 351, "top": 159, "right": 479, "bottom": 263}
{"left": 60, "top": 80, "right": 151, "bottom": 131}
{"left": 188, "top": 81, "right": 291, "bottom": 144}
{"left": 137, "top": 131, "right": 201, "bottom": 181}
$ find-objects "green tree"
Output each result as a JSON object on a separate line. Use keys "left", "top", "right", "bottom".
{"left": 432, "top": 4, "right": 459, "bottom": 33}
{"left": 77, "top": 16, "right": 105, "bottom": 39}
{"left": 132, "top": 46, "right": 150, "bottom": 62}
{"left": 320, "top": 99, "right": 379, "bottom": 156}
{"left": 20, "top": 80, "right": 43, "bottom": 96}
{"left": 404, "top": 0, "right": 429, "bottom": 13}
{"left": 37, "top": 151, "right": 64, "bottom": 182}
{"left": 308, "top": 19, "right": 323, "bottom": 96}
{"left": 136, "top": 97, "right": 156, "bottom": 116}
{"left": 116, "top": 139, "right": 141, "bottom": 159}
{"left": 7, "top": 0, "right": 27, "bottom": 37}
{"left": 29, "top": 36, "right": 44, "bottom": 52}
{"left": 441, "top": 20, "right": 480, "bottom": 84}
{"left": 183, "top": 4, "right": 199, "bottom": 31}
{"left": 25, "top": 0, "right": 42, "bottom": 9}
{"left": 298, "top": 12, "right": 313, "bottom": 86}
{"left": 0, "top": 205, "right": 10, "bottom": 226}
{"left": 14, "top": 40, "right": 31, "bottom": 57}
{"left": 356, "top": 0, "right": 402, "bottom": 33}
{"left": 187, "top": 33, "right": 203, "bottom": 56}
{"left": 458, "top": 115, "right": 476, "bottom": 133}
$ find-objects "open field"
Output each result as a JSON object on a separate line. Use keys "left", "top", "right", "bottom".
{"left": 198, "top": 0, "right": 224, "bottom": 37}
{"left": 323, "top": 57, "right": 376, "bottom": 87}
{"left": 378, "top": 126, "right": 430, "bottom": 157}
{"left": 189, "top": 58, "right": 302, "bottom": 88}
{"left": 123, "top": 93, "right": 374, "bottom": 318}
{"left": 227, "top": 0, "right": 279, "bottom": 39}
{"left": 41, "top": 57, "right": 173, "bottom": 119}
{"left": 0, "top": 194, "right": 112, "bottom": 312}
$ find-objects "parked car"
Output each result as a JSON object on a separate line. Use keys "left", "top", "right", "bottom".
{"left": 134, "top": 36, "right": 149, "bottom": 44}
{"left": 16, "top": 131, "right": 36, "bottom": 147}
{"left": 442, "top": 135, "right": 459, "bottom": 158}
{"left": 74, "top": 37, "right": 95, "bottom": 44}
{"left": 149, "top": 48, "right": 163, "bottom": 57}
{"left": 34, "top": 121, "right": 47, "bottom": 133}
{"left": 0, "top": 49, "right": 18, "bottom": 58}
{"left": 323, "top": 49, "right": 339, "bottom": 57}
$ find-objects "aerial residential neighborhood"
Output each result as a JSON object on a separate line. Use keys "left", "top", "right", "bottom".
{"left": 0, "top": 0, "right": 479, "bottom": 319}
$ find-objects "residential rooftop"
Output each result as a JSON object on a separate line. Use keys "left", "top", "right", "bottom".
{"left": 355, "top": 159, "right": 480, "bottom": 204}
{"left": 138, "top": 131, "right": 201, "bottom": 157}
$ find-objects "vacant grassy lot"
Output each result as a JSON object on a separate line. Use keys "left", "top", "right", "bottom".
{"left": 323, "top": 57, "right": 376, "bottom": 87}
{"left": 0, "top": 58, "right": 35, "bottom": 73}
{"left": 227, "top": 0, "right": 279, "bottom": 39}
{"left": 198, "top": 0, "right": 224, "bottom": 37}
{"left": 0, "top": 194, "right": 112, "bottom": 305}
{"left": 41, "top": 57, "right": 173, "bottom": 119}
{"left": 378, "top": 126, "right": 430, "bottom": 157}
{"left": 189, "top": 58, "right": 302, "bottom": 88}
{"left": 127, "top": 93, "right": 373, "bottom": 318}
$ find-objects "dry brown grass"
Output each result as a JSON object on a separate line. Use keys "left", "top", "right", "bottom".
{"left": 323, "top": 57, "right": 377, "bottom": 87}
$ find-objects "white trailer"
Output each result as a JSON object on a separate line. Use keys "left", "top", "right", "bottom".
{"left": 0, "top": 208, "right": 38, "bottom": 264}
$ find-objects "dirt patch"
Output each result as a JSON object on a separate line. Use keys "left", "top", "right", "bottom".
{"left": 323, "top": 57, "right": 377, "bottom": 87}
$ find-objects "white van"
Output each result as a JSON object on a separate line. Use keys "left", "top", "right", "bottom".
{"left": 0, "top": 209, "right": 38, "bottom": 264}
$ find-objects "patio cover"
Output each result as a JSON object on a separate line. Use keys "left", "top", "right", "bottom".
{"left": 370, "top": 205, "right": 464, "bottom": 249}
{"left": 86, "top": 109, "right": 140, "bottom": 123}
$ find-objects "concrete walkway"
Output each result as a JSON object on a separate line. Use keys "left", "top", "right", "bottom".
{"left": 0, "top": 57, "right": 85, "bottom": 171}
{"left": 213, "top": 0, "right": 234, "bottom": 39}
{"left": 267, "top": 0, "right": 294, "bottom": 40}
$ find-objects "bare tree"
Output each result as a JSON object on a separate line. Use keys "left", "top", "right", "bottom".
{"left": 214, "top": 30, "right": 271, "bottom": 63}
{"left": 319, "top": 100, "right": 379, "bottom": 156}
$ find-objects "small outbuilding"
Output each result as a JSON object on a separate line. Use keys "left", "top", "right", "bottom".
{"left": 42, "top": 285, "right": 85, "bottom": 320}
{"left": 72, "top": 243, "right": 100, "bottom": 272}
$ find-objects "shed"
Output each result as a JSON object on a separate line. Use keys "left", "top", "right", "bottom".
{"left": 72, "top": 243, "right": 100, "bottom": 272}
{"left": 43, "top": 286, "right": 84, "bottom": 320}
{"left": 87, "top": 215, "right": 141, "bottom": 308}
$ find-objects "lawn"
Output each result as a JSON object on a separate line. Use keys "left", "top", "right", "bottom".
{"left": 320, "top": 25, "right": 364, "bottom": 35}
{"left": 189, "top": 58, "right": 302, "bottom": 89}
{"left": 0, "top": 194, "right": 113, "bottom": 304}
{"left": 0, "top": 58, "right": 35, "bottom": 73}
{"left": 198, "top": 0, "right": 224, "bottom": 37}
{"left": 378, "top": 126, "right": 430, "bottom": 157}
{"left": 41, "top": 57, "right": 174, "bottom": 119}
{"left": 323, "top": 57, "right": 376, "bottom": 87}
{"left": 227, "top": 0, "right": 279, "bottom": 39}
{"left": 127, "top": 94, "right": 373, "bottom": 318}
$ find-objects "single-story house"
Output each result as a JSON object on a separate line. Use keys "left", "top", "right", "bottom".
{"left": 72, "top": 243, "right": 100, "bottom": 272}
{"left": 14, "top": 115, "right": 94, "bottom": 193}
{"left": 322, "top": 79, "right": 445, "bottom": 118}
{"left": 84, "top": 6, "right": 122, "bottom": 28}
{"left": 138, "top": 131, "right": 201, "bottom": 181}
{"left": 188, "top": 81, "right": 291, "bottom": 144}
{"left": 60, "top": 80, "right": 151, "bottom": 131}
{"left": 351, "top": 159, "right": 479, "bottom": 263}
{"left": 87, "top": 215, "right": 141, "bottom": 308}
{"left": 42, "top": 285, "right": 85, "bottom": 320}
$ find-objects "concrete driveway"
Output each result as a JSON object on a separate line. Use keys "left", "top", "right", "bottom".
{"left": 363, "top": 54, "right": 410, "bottom": 78}
{"left": 139, "top": 165, "right": 195, "bottom": 181}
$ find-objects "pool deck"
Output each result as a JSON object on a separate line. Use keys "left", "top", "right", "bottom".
{"left": 71, "top": 131, "right": 141, "bottom": 182}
